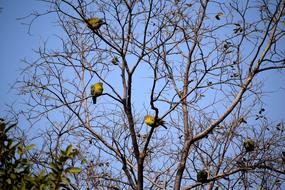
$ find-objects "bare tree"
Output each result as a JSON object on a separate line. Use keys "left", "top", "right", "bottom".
{"left": 16, "top": 0, "right": 285, "bottom": 189}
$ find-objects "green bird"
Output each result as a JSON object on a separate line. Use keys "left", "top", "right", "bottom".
{"left": 111, "top": 56, "right": 119, "bottom": 65}
{"left": 197, "top": 170, "right": 208, "bottom": 183}
{"left": 145, "top": 115, "right": 167, "bottom": 129}
{"left": 86, "top": 17, "right": 106, "bottom": 30}
{"left": 243, "top": 138, "right": 255, "bottom": 152}
{"left": 91, "top": 82, "right": 103, "bottom": 104}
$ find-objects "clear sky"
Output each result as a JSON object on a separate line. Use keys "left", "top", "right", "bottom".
{"left": 0, "top": 0, "right": 284, "bottom": 122}
{"left": 0, "top": 0, "right": 59, "bottom": 115}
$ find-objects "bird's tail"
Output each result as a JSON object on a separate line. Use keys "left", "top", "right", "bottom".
{"left": 161, "top": 124, "right": 167, "bottom": 129}
{"left": 92, "top": 96, "right": 97, "bottom": 104}
{"left": 158, "top": 119, "right": 167, "bottom": 129}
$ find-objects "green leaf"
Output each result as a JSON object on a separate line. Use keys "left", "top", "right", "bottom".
{"left": 10, "top": 173, "right": 17, "bottom": 179}
{"left": 81, "top": 159, "right": 86, "bottom": 165}
{"left": 61, "top": 175, "right": 71, "bottom": 185}
{"left": 18, "top": 144, "right": 24, "bottom": 155}
{"left": 65, "top": 144, "right": 73, "bottom": 156}
{"left": 40, "top": 184, "right": 45, "bottom": 190}
{"left": 6, "top": 178, "right": 12, "bottom": 184}
{"left": 65, "top": 167, "right": 81, "bottom": 173}
{"left": 38, "top": 170, "right": 45, "bottom": 179}
{"left": 59, "top": 155, "right": 68, "bottom": 163}
{"left": 21, "top": 158, "right": 29, "bottom": 165}
{"left": 25, "top": 144, "right": 36, "bottom": 151}
{"left": 50, "top": 163, "right": 60, "bottom": 173}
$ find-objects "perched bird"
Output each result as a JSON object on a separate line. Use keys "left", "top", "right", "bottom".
{"left": 197, "top": 170, "right": 208, "bottom": 183}
{"left": 243, "top": 138, "right": 255, "bottom": 152}
{"left": 111, "top": 56, "right": 119, "bottom": 65}
{"left": 86, "top": 17, "right": 106, "bottom": 30}
{"left": 91, "top": 82, "right": 103, "bottom": 104}
{"left": 186, "top": 3, "right": 192, "bottom": 7}
{"left": 215, "top": 12, "right": 224, "bottom": 20}
{"left": 145, "top": 115, "right": 167, "bottom": 129}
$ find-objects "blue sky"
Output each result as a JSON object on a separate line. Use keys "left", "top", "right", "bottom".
{"left": 0, "top": 1, "right": 284, "bottom": 122}
{"left": 0, "top": 0, "right": 58, "bottom": 115}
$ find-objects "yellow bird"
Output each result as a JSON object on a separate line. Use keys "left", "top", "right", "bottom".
{"left": 243, "top": 138, "right": 255, "bottom": 152}
{"left": 86, "top": 17, "right": 106, "bottom": 30}
{"left": 91, "top": 82, "right": 103, "bottom": 104}
{"left": 145, "top": 115, "right": 167, "bottom": 129}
